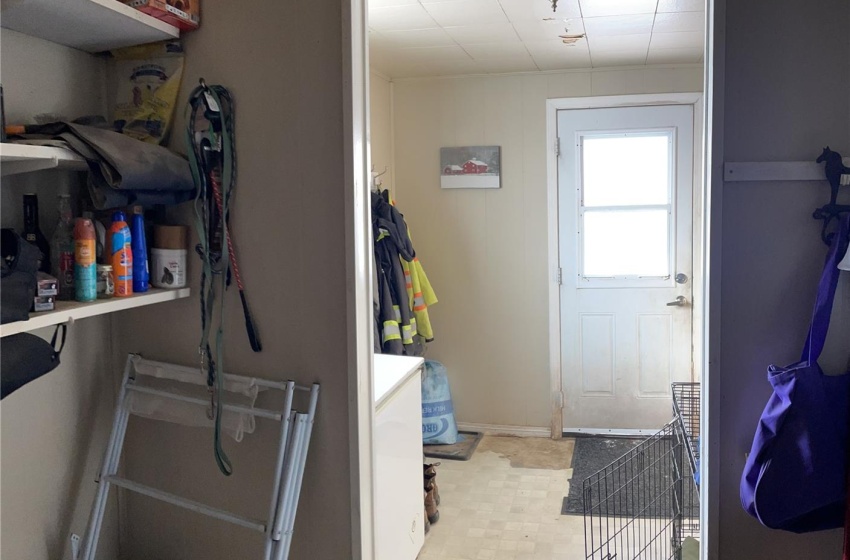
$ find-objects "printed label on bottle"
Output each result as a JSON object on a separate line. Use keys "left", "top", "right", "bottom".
{"left": 59, "top": 252, "right": 74, "bottom": 284}
{"left": 75, "top": 240, "right": 95, "bottom": 266}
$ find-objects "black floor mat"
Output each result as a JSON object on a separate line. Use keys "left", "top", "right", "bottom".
{"left": 424, "top": 431, "right": 482, "bottom": 461}
{"left": 562, "top": 437, "right": 641, "bottom": 515}
{"left": 561, "top": 436, "right": 699, "bottom": 518}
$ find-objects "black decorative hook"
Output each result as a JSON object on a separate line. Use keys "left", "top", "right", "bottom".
{"left": 814, "top": 147, "right": 850, "bottom": 245}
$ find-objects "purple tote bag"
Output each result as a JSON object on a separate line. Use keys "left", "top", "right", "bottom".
{"left": 741, "top": 215, "right": 850, "bottom": 533}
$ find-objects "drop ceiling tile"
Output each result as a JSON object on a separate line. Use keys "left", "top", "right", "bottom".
{"left": 444, "top": 23, "right": 521, "bottom": 44}
{"left": 587, "top": 33, "right": 650, "bottom": 52}
{"left": 379, "top": 27, "right": 457, "bottom": 47}
{"left": 657, "top": 0, "right": 704, "bottom": 12}
{"left": 583, "top": 14, "right": 655, "bottom": 36}
{"left": 652, "top": 12, "right": 705, "bottom": 33}
{"left": 646, "top": 46, "right": 703, "bottom": 64}
{"left": 369, "top": 4, "right": 438, "bottom": 31}
{"left": 474, "top": 56, "right": 540, "bottom": 73}
{"left": 383, "top": 59, "right": 482, "bottom": 78}
{"left": 512, "top": 19, "right": 584, "bottom": 43}
{"left": 462, "top": 42, "right": 532, "bottom": 59}
{"left": 579, "top": 0, "right": 658, "bottom": 18}
{"left": 499, "top": 0, "right": 582, "bottom": 22}
{"left": 423, "top": 0, "right": 509, "bottom": 27}
{"left": 369, "top": 0, "right": 420, "bottom": 7}
{"left": 590, "top": 49, "right": 647, "bottom": 67}
{"left": 394, "top": 45, "right": 473, "bottom": 61}
{"left": 650, "top": 30, "right": 703, "bottom": 49}
{"left": 534, "top": 54, "right": 592, "bottom": 70}
{"left": 531, "top": 44, "right": 592, "bottom": 70}
{"left": 525, "top": 39, "right": 588, "bottom": 56}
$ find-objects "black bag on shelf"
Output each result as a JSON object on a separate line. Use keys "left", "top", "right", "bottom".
{"left": 1, "top": 228, "right": 40, "bottom": 324}
{"left": 1, "top": 324, "right": 67, "bottom": 399}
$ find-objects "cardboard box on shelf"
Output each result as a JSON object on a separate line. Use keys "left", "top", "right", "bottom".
{"left": 33, "top": 296, "right": 55, "bottom": 313}
{"left": 124, "top": 0, "right": 199, "bottom": 31}
{"left": 36, "top": 272, "right": 58, "bottom": 297}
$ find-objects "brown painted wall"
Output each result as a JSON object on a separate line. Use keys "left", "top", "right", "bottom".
{"left": 113, "top": 0, "right": 356, "bottom": 557}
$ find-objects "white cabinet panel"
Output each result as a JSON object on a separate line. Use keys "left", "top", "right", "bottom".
{"left": 375, "top": 364, "right": 424, "bottom": 560}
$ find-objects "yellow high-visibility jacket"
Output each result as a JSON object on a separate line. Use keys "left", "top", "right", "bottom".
{"left": 389, "top": 198, "right": 438, "bottom": 342}
{"left": 401, "top": 254, "right": 437, "bottom": 341}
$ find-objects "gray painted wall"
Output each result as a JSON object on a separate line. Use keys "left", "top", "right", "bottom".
{"left": 719, "top": 0, "right": 850, "bottom": 557}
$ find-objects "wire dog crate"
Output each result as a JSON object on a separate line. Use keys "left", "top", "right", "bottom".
{"left": 672, "top": 382, "right": 700, "bottom": 486}
{"left": 582, "top": 384, "right": 700, "bottom": 560}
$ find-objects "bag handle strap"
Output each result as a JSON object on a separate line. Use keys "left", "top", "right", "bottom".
{"left": 803, "top": 214, "right": 850, "bottom": 363}
{"left": 50, "top": 324, "right": 67, "bottom": 358}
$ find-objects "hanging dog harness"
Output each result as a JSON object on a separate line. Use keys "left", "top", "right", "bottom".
{"left": 186, "top": 79, "right": 262, "bottom": 475}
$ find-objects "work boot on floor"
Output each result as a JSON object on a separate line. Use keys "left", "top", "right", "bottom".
{"left": 424, "top": 485, "right": 440, "bottom": 525}
{"left": 424, "top": 462, "right": 441, "bottom": 506}
{"left": 424, "top": 491, "right": 431, "bottom": 535}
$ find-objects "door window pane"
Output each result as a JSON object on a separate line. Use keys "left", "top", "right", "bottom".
{"left": 582, "top": 210, "right": 670, "bottom": 277}
{"left": 582, "top": 134, "right": 670, "bottom": 207}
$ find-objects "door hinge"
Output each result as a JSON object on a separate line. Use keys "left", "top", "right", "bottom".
{"left": 557, "top": 267, "right": 563, "bottom": 285}
{"left": 554, "top": 137, "right": 561, "bottom": 158}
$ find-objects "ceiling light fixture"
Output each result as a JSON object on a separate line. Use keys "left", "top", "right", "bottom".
{"left": 559, "top": 32, "right": 585, "bottom": 45}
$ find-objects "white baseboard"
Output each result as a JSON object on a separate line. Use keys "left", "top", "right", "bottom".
{"left": 456, "top": 422, "right": 552, "bottom": 438}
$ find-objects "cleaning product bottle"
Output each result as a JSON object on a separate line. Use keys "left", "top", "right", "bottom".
{"left": 130, "top": 207, "right": 149, "bottom": 293}
{"left": 74, "top": 218, "right": 97, "bottom": 302}
{"left": 110, "top": 211, "right": 133, "bottom": 297}
{"left": 51, "top": 194, "right": 75, "bottom": 300}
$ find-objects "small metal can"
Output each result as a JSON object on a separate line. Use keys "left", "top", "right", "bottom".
{"left": 96, "top": 264, "right": 114, "bottom": 299}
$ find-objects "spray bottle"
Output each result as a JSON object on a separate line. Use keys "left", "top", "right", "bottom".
{"left": 131, "top": 207, "right": 149, "bottom": 293}
{"left": 110, "top": 211, "right": 133, "bottom": 297}
{"left": 74, "top": 218, "right": 96, "bottom": 302}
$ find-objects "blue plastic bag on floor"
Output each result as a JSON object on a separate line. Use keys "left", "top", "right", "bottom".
{"left": 421, "top": 360, "right": 459, "bottom": 445}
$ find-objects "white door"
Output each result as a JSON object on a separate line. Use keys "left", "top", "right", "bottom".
{"left": 558, "top": 104, "right": 694, "bottom": 432}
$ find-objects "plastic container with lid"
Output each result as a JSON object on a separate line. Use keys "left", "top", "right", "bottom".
{"left": 97, "top": 265, "right": 114, "bottom": 299}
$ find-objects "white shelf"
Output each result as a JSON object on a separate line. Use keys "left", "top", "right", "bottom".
{"left": 1, "top": 143, "right": 88, "bottom": 176}
{"left": 0, "top": 288, "right": 190, "bottom": 337}
{"left": 1, "top": 0, "right": 179, "bottom": 53}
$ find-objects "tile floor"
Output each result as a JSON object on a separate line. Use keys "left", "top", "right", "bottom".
{"left": 418, "top": 435, "right": 588, "bottom": 560}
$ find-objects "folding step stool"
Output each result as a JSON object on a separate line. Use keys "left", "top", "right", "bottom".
{"left": 71, "top": 354, "right": 320, "bottom": 560}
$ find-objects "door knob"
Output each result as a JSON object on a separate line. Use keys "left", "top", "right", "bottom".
{"left": 666, "top": 296, "right": 687, "bottom": 307}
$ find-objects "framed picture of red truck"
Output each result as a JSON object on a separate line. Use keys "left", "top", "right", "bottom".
{"left": 440, "top": 146, "right": 501, "bottom": 189}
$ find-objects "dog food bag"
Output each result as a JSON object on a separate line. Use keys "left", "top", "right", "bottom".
{"left": 107, "top": 40, "right": 184, "bottom": 145}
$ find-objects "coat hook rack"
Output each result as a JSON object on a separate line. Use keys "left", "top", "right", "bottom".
{"left": 814, "top": 147, "right": 850, "bottom": 245}
{"left": 371, "top": 165, "right": 389, "bottom": 192}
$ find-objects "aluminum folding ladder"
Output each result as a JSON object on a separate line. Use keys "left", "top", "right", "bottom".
{"left": 71, "top": 354, "right": 320, "bottom": 560}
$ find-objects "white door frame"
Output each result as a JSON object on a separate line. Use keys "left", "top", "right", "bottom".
{"left": 344, "top": 0, "right": 377, "bottom": 556}
{"left": 545, "top": 93, "right": 704, "bottom": 439}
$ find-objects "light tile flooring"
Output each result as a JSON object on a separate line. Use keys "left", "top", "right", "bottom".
{"left": 419, "top": 436, "right": 587, "bottom": 560}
